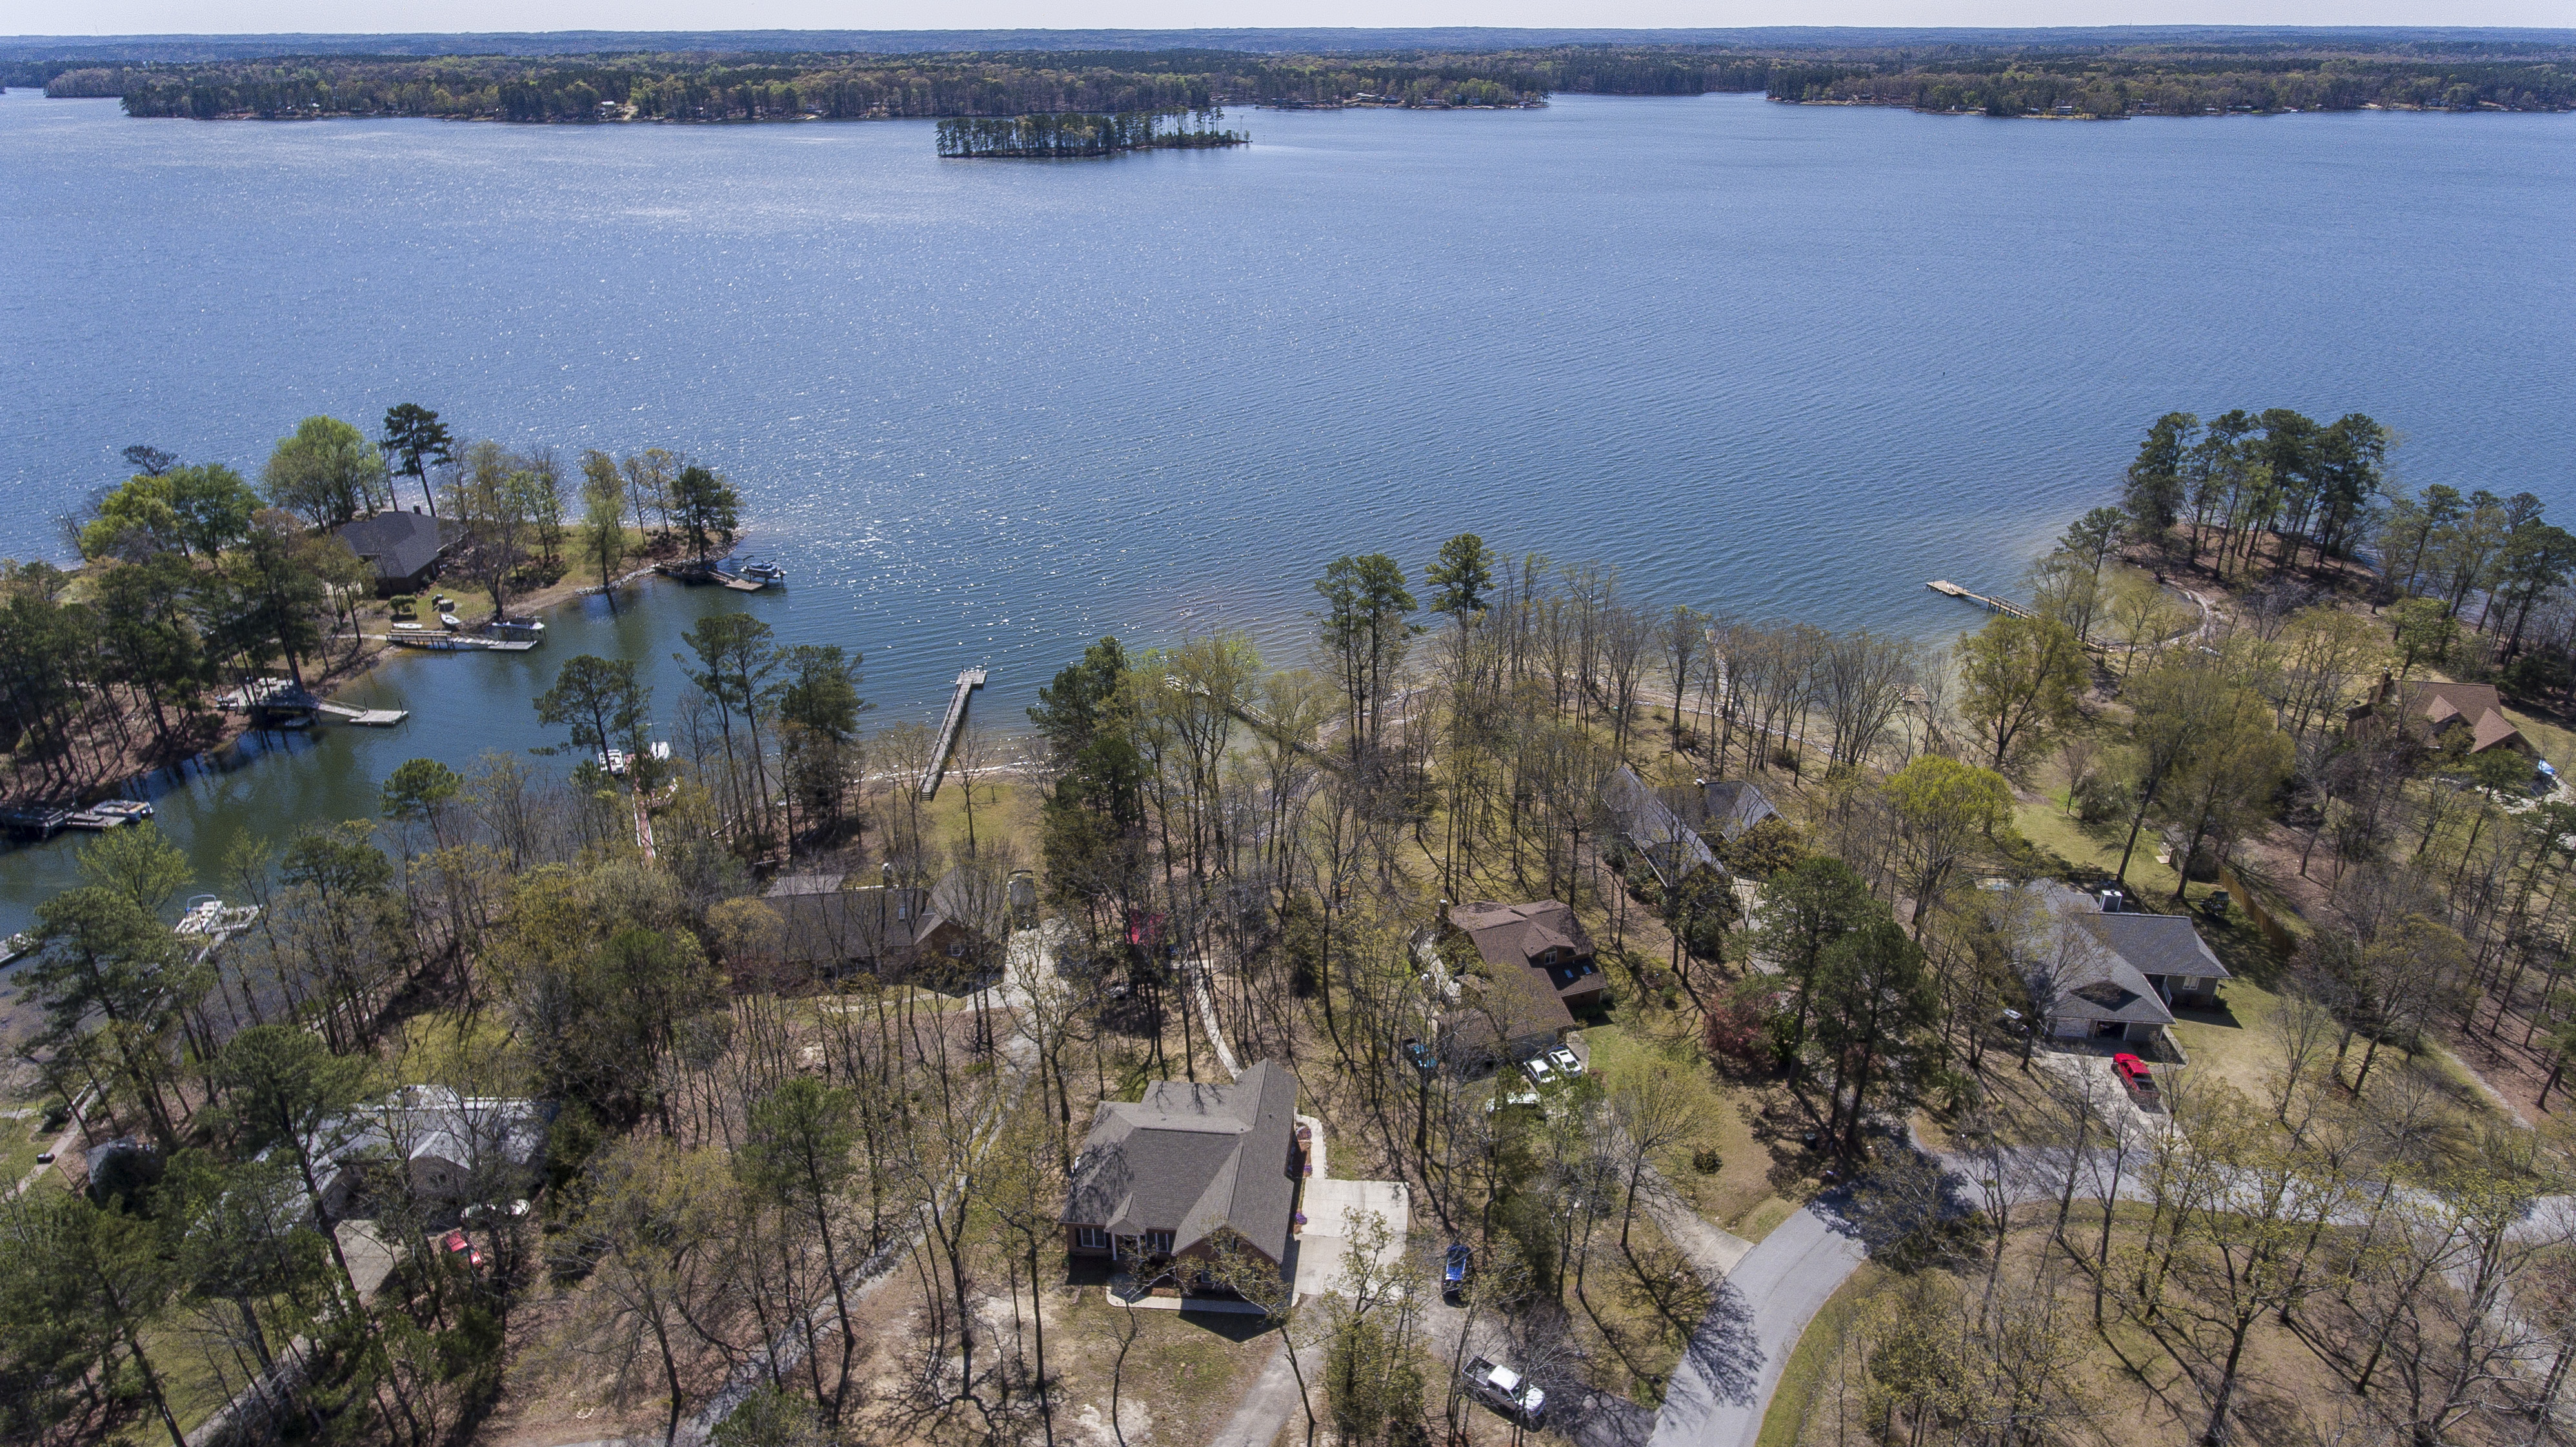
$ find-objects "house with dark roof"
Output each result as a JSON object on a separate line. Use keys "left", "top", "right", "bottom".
{"left": 2350, "top": 675, "right": 2530, "bottom": 757}
{"left": 2007, "top": 884, "right": 2233, "bottom": 1045}
{"left": 1604, "top": 765, "right": 1725, "bottom": 888}
{"left": 1682, "top": 778, "right": 1782, "bottom": 844}
{"left": 1062, "top": 1059, "right": 1302, "bottom": 1278}
{"left": 332, "top": 509, "right": 463, "bottom": 597}
{"left": 1449, "top": 899, "right": 1605, "bottom": 1011}
{"left": 312, "top": 1086, "right": 550, "bottom": 1220}
{"left": 750, "top": 870, "right": 986, "bottom": 980}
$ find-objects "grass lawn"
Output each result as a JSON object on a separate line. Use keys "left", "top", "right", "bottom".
{"left": 1580, "top": 1024, "right": 1806, "bottom": 1242}
{"left": 2164, "top": 976, "right": 2502, "bottom": 1164}
{"left": 1780, "top": 1213, "right": 2364, "bottom": 1447}
{"left": 1560, "top": 1204, "right": 1709, "bottom": 1408}
{"left": 1040, "top": 1264, "right": 1276, "bottom": 1447}
{"left": 1758, "top": 1260, "right": 1888, "bottom": 1447}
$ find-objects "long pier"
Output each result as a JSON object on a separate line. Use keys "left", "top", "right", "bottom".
{"left": 921, "top": 667, "right": 988, "bottom": 800}
{"left": 1927, "top": 580, "right": 2035, "bottom": 620}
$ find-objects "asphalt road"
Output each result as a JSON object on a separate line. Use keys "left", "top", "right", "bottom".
{"left": 1646, "top": 1204, "right": 1867, "bottom": 1447}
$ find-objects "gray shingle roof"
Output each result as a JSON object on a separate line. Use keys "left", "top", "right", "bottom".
{"left": 2017, "top": 885, "right": 2229, "bottom": 1029}
{"left": 332, "top": 510, "right": 458, "bottom": 583}
{"left": 1062, "top": 1059, "right": 1300, "bottom": 1264}
{"left": 1698, "top": 780, "right": 1781, "bottom": 842}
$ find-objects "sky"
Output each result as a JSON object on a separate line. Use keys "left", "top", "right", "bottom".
{"left": 6, "top": 0, "right": 2574, "bottom": 35}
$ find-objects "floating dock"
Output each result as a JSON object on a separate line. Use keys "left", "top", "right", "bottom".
{"left": 1927, "top": 580, "right": 2035, "bottom": 620}
{"left": 921, "top": 667, "right": 989, "bottom": 799}
{"left": 219, "top": 676, "right": 414, "bottom": 723}
{"left": 385, "top": 633, "right": 537, "bottom": 653}
{"left": 314, "top": 701, "right": 411, "bottom": 726}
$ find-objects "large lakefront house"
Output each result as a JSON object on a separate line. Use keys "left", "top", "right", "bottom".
{"left": 1062, "top": 1059, "right": 1302, "bottom": 1277}
{"left": 2348, "top": 674, "right": 2531, "bottom": 757}
{"left": 332, "top": 509, "right": 463, "bottom": 597}
{"left": 748, "top": 869, "right": 985, "bottom": 979}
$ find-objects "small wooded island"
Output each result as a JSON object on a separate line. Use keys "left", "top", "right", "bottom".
{"left": 936, "top": 106, "right": 1246, "bottom": 158}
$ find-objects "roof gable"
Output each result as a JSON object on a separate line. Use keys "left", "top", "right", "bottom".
{"left": 1064, "top": 1059, "right": 1298, "bottom": 1262}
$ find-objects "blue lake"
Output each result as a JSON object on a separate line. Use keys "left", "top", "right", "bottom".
{"left": 0, "top": 88, "right": 2571, "bottom": 927}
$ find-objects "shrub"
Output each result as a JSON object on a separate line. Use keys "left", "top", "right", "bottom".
{"left": 1691, "top": 1147, "right": 1725, "bottom": 1175}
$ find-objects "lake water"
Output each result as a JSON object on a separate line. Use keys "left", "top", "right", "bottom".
{"left": 1, "top": 88, "right": 2571, "bottom": 929}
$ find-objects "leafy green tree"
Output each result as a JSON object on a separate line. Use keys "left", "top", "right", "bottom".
{"left": 10, "top": 1193, "right": 189, "bottom": 1447}
{"left": 163, "top": 1151, "right": 334, "bottom": 1404}
{"left": 671, "top": 463, "right": 740, "bottom": 563}
{"left": 217, "top": 509, "right": 334, "bottom": 688}
{"left": 1882, "top": 754, "right": 2015, "bottom": 934}
{"left": 166, "top": 463, "right": 261, "bottom": 556}
{"left": 738, "top": 1078, "right": 863, "bottom": 1416}
{"left": 770, "top": 644, "right": 868, "bottom": 741}
{"left": 263, "top": 415, "right": 388, "bottom": 525}
{"left": 1811, "top": 916, "right": 1937, "bottom": 1151}
{"left": 1955, "top": 611, "right": 2087, "bottom": 772}
{"left": 379, "top": 403, "right": 453, "bottom": 516}
{"left": 214, "top": 1024, "right": 377, "bottom": 1306}
{"left": 23, "top": 885, "right": 192, "bottom": 1145}
{"left": 579, "top": 450, "right": 630, "bottom": 612}
{"left": 535, "top": 654, "right": 650, "bottom": 768}
{"left": 1425, "top": 532, "right": 1496, "bottom": 619}
{"left": 1755, "top": 856, "right": 1882, "bottom": 1077}
{"left": 92, "top": 552, "right": 209, "bottom": 747}
{"left": 75, "top": 820, "right": 190, "bottom": 916}
{"left": 2122, "top": 410, "right": 2197, "bottom": 537}
{"left": 2060, "top": 506, "right": 2128, "bottom": 582}
{"left": 1312, "top": 552, "right": 1415, "bottom": 760}
{"left": 381, "top": 756, "right": 465, "bottom": 849}
{"left": 2389, "top": 595, "right": 2459, "bottom": 676}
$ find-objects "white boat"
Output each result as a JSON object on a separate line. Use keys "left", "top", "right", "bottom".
{"left": 741, "top": 560, "right": 786, "bottom": 583}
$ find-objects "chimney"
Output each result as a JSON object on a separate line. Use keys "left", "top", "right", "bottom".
{"left": 413, "top": 505, "right": 423, "bottom": 514}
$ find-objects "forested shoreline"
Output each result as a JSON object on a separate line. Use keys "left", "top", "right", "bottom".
{"left": 28, "top": 35, "right": 2568, "bottom": 123}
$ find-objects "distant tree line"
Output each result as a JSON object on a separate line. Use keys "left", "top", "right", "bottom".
{"left": 78, "top": 46, "right": 1790, "bottom": 121}
{"left": 35, "top": 37, "right": 2570, "bottom": 123}
{"left": 936, "top": 107, "right": 1245, "bottom": 157}
{"left": 1768, "top": 48, "right": 2575, "bottom": 116}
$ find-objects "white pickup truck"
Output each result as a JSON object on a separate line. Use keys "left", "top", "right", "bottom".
{"left": 1463, "top": 1356, "right": 1547, "bottom": 1425}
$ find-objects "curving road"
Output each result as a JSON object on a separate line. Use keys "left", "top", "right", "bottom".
{"left": 1646, "top": 1204, "right": 1866, "bottom": 1447}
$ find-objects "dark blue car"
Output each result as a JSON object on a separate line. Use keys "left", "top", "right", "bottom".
{"left": 1444, "top": 1243, "right": 1471, "bottom": 1299}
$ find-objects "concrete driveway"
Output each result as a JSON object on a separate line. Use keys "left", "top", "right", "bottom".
{"left": 1294, "top": 1178, "right": 1411, "bottom": 1299}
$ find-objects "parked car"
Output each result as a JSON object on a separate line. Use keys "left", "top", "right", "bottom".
{"left": 1463, "top": 1356, "right": 1546, "bottom": 1425}
{"left": 2111, "top": 1053, "right": 2158, "bottom": 1102}
{"left": 1545, "top": 1044, "right": 1582, "bottom": 1078}
{"left": 441, "top": 1229, "right": 485, "bottom": 1270}
{"left": 1444, "top": 1243, "right": 1472, "bottom": 1300}
{"left": 1522, "top": 1055, "right": 1558, "bottom": 1089}
{"left": 1401, "top": 1037, "right": 1436, "bottom": 1075}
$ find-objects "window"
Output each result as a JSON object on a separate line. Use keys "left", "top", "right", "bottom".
{"left": 948, "top": 940, "right": 966, "bottom": 958}
{"left": 1076, "top": 1227, "right": 1109, "bottom": 1250}
{"left": 1145, "top": 1230, "right": 1175, "bottom": 1255}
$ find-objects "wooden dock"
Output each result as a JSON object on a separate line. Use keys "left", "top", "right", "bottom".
{"left": 313, "top": 701, "right": 411, "bottom": 727}
{"left": 921, "top": 667, "right": 989, "bottom": 799}
{"left": 385, "top": 633, "right": 539, "bottom": 653}
{"left": 1927, "top": 580, "right": 2035, "bottom": 620}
